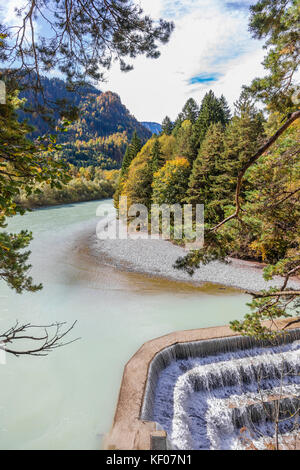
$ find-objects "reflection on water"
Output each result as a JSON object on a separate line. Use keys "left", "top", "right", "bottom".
{"left": 0, "top": 200, "right": 249, "bottom": 449}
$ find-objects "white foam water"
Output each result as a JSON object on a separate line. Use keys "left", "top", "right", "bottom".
{"left": 142, "top": 332, "right": 300, "bottom": 450}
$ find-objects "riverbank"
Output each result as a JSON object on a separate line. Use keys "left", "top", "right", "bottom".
{"left": 93, "top": 215, "right": 300, "bottom": 293}
{"left": 16, "top": 169, "right": 119, "bottom": 210}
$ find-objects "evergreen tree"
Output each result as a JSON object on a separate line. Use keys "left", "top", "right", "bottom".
{"left": 175, "top": 120, "right": 195, "bottom": 165}
{"left": 172, "top": 112, "right": 184, "bottom": 136}
{"left": 120, "top": 130, "right": 142, "bottom": 179}
{"left": 219, "top": 95, "right": 231, "bottom": 124}
{"left": 116, "top": 130, "right": 142, "bottom": 209}
{"left": 130, "top": 130, "right": 142, "bottom": 159}
{"left": 247, "top": 0, "right": 300, "bottom": 112}
{"left": 181, "top": 98, "right": 199, "bottom": 124}
{"left": 151, "top": 138, "right": 165, "bottom": 173}
{"left": 192, "top": 90, "right": 226, "bottom": 155}
{"left": 234, "top": 89, "right": 262, "bottom": 120}
{"left": 161, "top": 116, "right": 174, "bottom": 135}
{"left": 214, "top": 92, "right": 266, "bottom": 213}
{"left": 120, "top": 145, "right": 132, "bottom": 178}
{"left": 186, "top": 122, "right": 225, "bottom": 223}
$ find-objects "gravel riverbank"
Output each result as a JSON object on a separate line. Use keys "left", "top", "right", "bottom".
{"left": 92, "top": 215, "right": 300, "bottom": 293}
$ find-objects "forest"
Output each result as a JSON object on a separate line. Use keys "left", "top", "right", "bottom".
{"left": 117, "top": 90, "right": 299, "bottom": 266}
{"left": 19, "top": 77, "right": 152, "bottom": 169}
{"left": 17, "top": 166, "right": 119, "bottom": 209}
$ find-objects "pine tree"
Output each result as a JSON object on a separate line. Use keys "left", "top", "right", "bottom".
{"left": 215, "top": 92, "right": 266, "bottom": 213}
{"left": 181, "top": 98, "right": 199, "bottom": 124}
{"left": 1, "top": 1, "right": 174, "bottom": 97}
{"left": 192, "top": 90, "right": 226, "bottom": 154}
{"left": 186, "top": 122, "right": 225, "bottom": 223}
{"left": 247, "top": 0, "right": 300, "bottom": 113}
{"left": 130, "top": 130, "right": 142, "bottom": 157}
{"left": 161, "top": 116, "right": 174, "bottom": 135}
{"left": 120, "top": 145, "right": 131, "bottom": 178}
{"left": 120, "top": 130, "right": 142, "bottom": 178}
{"left": 151, "top": 138, "right": 164, "bottom": 173}
{"left": 172, "top": 112, "right": 184, "bottom": 136}
{"left": 219, "top": 95, "right": 231, "bottom": 124}
{"left": 175, "top": 119, "right": 195, "bottom": 165}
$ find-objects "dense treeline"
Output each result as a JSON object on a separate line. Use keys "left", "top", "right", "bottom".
{"left": 17, "top": 167, "right": 119, "bottom": 209}
{"left": 116, "top": 88, "right": 299, "bottom": 266}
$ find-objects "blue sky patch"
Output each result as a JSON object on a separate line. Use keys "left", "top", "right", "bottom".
{"left": 188, "top": 73, "right": 221, "bottom": 85}
{"left": 225, "top": 1, "right": 253, "bottom": 11}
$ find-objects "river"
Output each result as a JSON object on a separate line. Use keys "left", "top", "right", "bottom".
{"left": 0, "top": 199, "right": 248, "bottom": 449}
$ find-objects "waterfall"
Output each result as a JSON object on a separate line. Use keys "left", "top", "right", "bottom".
{"left": 140, "top": 330, "right": 300, "bottom": 450}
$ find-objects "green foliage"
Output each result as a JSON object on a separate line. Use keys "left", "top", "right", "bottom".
{"left": 17, "top": 167, "right": 119, "bottom": 209}
{"left": 17, "top": 79, "right": 151, "bottom": 170}
{"left": 186, "top": 122, "right": 225, "bottom": 223}
{"left": 247, "top": 0, "right": 300, "bottom": 112}
{"left": 173, "top": 230, "right": 233, "bottom": 275}
{"left": 120, "top": 146, "right": 132, "bottom": 179}
{"left": 219, "top": 95, "right": 232, "bottom": 123}
{"left": 120, "top": 130, "right": 142, "bottom": 178}
{"left": 151, "top": 138, "right": 165, "bottom": 173}
{"left": 114, "top": 131, "right": 143, "bottom": 209}
{"left": 215, "top": 93, "right": 265, "bottom": 214}
{"left": 120, "top": 134, "right": 175, "bottom": 208}
{"left": 0, "top": 92, "right": 70, "bottom": 292}
{"left": 152, "top": 157, "right": 190, "bottom": 205}
{"left": 174, "top": 120, "right": 195, "bottom": 165}
{"left": 114, "top": 0, "right": 300, "bottom": 341}
{"left": 181, "top": 98, "right": 199, "bottom": 124}
{"left": 0, "top": 231, "right": 42, "bottom": 294}
{"left": 2, "top": 1, "right": 174, "bottom": 86}
{"left": 192, "top": 90, "right": 230, "bottom": 160}
{"left": 161, "top": 116, "right": 174, "bottom": 135}
{"left": 130, "top": 130, "right": 143, "bottom": 160}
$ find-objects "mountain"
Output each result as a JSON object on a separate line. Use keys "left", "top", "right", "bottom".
{"left": 19, "top": 77, "right": 152, "bottom": 168}
{"left": 141, "top": 122, "right": 162, "bottom": 135}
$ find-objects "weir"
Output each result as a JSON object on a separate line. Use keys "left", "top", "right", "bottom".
{"left": 140, "top": 330, "right": 300, "bottom": 450}
{"left": 105, "top": 322, "right": 300, "bottom": 450}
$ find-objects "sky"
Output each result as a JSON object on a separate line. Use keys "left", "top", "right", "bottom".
{"left": 99, "top": 0, "right": 266, "bottom": 122}
{"left": 2, "top": 0, "right": 266, "bottom": 123}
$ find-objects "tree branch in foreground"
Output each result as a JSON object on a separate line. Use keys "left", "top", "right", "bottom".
{"left": 248, "top": 291, "right": 300, "bottom": 298}
{"left": 0, "top": 321, "right": 79, "bottom": 357}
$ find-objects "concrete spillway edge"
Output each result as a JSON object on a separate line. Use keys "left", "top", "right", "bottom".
{"left": 104, "top": 319, "right": 299, "bottom": 450}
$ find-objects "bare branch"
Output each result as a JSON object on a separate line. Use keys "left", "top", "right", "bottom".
{"left": 0, "top": 321, "right": 79, "bottom": 357}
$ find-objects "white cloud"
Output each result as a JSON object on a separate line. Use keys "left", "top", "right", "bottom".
{"left": 1, "top": 0, "right": 266, "bottom": 123}
{"left": 101, "top": 0, "right": 265, "bottom": 122}
{"left": 1, "top": 0, "right": 27, "bottom": 25}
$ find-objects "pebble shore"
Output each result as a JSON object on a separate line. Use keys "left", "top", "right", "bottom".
{"left": 93, "top": 216, "right": 300, "bottom": 292}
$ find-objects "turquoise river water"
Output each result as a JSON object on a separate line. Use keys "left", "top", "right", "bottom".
{"left": 0, "top": 199, "right": 248, "bottom": 449}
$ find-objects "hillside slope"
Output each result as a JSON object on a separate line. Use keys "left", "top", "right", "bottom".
{"left": 20, "top": 77, "right": 151, "bottom": 168}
